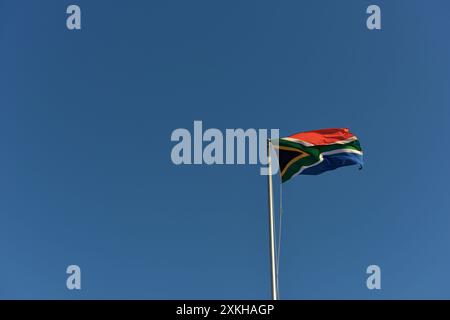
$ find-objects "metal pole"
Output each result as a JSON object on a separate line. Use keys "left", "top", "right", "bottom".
{"left": 267, "top": 139, "right": 278, "bottom": 300}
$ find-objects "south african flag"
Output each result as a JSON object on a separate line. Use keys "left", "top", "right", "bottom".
{"left": 273, "top": 128, "right": 363, "bottom": 183}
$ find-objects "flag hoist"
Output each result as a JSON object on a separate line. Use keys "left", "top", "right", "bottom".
{"left": 266, "top": 128, "right": 364, "bottom": 300}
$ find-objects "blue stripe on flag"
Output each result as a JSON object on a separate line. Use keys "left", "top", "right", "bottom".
{"left": 301, "top": 152, "right": 364, "bottom": 175}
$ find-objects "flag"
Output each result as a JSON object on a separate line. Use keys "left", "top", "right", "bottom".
{"left": 273, "top": 128, "right": 363, "bottom": 183}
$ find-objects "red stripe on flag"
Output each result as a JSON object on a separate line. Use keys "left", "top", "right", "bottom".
{"left": 288, "top": 128, "right": 355, "bottom": 145}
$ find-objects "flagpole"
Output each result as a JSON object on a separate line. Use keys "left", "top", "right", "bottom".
{"left": 267, "top": 139, "right": 278, "bottom": 300}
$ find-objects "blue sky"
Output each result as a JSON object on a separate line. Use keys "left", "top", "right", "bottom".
{"left": 1, "top": 0, "right": 450, "bottom": 299}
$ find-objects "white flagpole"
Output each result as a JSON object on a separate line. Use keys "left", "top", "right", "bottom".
{"left": 267, "top": 139, "right": 278, "bottom": 300}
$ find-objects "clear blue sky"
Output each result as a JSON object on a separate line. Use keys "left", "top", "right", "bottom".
{"left": 1, "top": 0, "right": 450, "bottom": 299}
